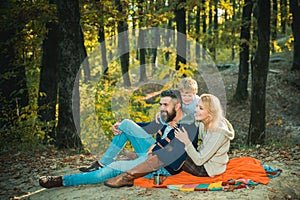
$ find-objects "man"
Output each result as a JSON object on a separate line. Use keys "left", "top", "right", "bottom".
{"left": 80, "top": 90, "right": 197, "bottom": 172}
{"left": 103, "top": 90, "right": 199, "bottom": 188}
{"left": 39, "top": 90, "right": 198, "bottom": 188}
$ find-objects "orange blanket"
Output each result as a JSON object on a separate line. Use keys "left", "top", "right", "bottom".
{"left": 134, "top": 157, "right": 270, "bottom": 188}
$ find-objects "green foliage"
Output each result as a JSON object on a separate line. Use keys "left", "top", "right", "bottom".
{"left": 0, "top": 104, "right": 49, "bottom": 150}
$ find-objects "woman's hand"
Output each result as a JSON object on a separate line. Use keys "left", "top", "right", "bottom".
{"left": 174, "top": 126, "right": 191, "bottom": 146}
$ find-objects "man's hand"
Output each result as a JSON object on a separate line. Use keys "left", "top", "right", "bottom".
{"left": 112, "top": 122, "right": 122, "bottom": 135}
{"left": 147, "top": 144, "right": 156, "bottom": 154}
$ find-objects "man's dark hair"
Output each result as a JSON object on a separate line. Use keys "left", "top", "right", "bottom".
{"left": 160, "top": 89, "right": 182, "bottom": 105}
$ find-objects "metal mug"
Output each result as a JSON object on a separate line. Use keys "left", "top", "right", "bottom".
{"left": 153, "top": 174, "right": 167, "bottom": 185}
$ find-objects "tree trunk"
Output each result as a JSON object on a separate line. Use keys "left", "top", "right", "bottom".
{"left": 0, "top": 0, "right": 29, "bottom": 128}
{"left": 234, "top": 0, "right": 253, "bottom": 101}
{"left": 195, "top": 6, "right": 201, "bottom": 63}
{"left": 56, "top": 0, "right": 83, "bottom": 149}
{"left": 290, "top": 0, "right": 300, "bottom": 70}
{"left": 175, "top": 0, "right": 187, "bottom": 71}
{"left": 231, "top": 0, "right": 236, "bottom": 61}
{"left": 280, "top": 0, "right": 287, "bottom": 33}
{"left": 115, "top": 0, "right": 131, "bottom": 86}
{"left": 213, "top": 0, "right": 218, "bottom": 60}
{"left": 80, "top": 28, "right": 90, "bottom": 83}
{"left": 151, "top": 25, "right": 159, "bottom": 75}
{"left": 98, "top": 25, "right": 109, "bottom": 79}
{"left": 208, "top": 1, "right": 215, "bottom": 60}
{"left": 165, "top": 19, "right": 173, "bottom": 62}
{"left": 202, "top": 0, "right": 207, "bottom": 59}
{"left": 138, "top": 0, "right": 147, "bottom": 82}
{"left": 38, "top": 20, "right": 59, "bottom": 141}
{"left": 248, "top": 0, "right": 270, "bottom": 145}
{"left": 271, "top": 0, "right": 278, "bottom": 53}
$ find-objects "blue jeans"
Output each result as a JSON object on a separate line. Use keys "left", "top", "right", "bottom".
{"left": 100, "top": 119, "right": 156, "bottom": 165}
{"left": 63, "top": 119, "right": 171, "bottom": 186}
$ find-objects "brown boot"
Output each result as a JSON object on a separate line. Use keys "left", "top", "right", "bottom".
{"left": 39, "top": 176, "right": 63, "bottom": 188}
{"left": 104, "top": 155, "right": 163, "bottom": 188}
{"left": 79, "top": 161, "right": 103, "bottom": 172}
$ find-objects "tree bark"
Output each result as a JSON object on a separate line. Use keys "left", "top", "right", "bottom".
{"left": 231, "top": 0, "right": 236, "bottom": 61}
{"left": 175, "top": 0, "right": 187, "bottom": 71}
{"left": 213, "top": 0, "right": 218, "bottom": 60}
{"left": 115, "top": 0, "right": 131, "bottom": 87}
{"left": 202, "top": 0, "right": 207, "bottom": 59}
{"left": 271, "top": 0, "right": 278, "bottom": 53}
{"left": 234, "top": 0, "right": 253, "bottom": 101}
{"left": 290, "top": 0, "right": 300, "bottom": 70}
{"left": 208, "top": 1, "right": 215, "bottom": 60}
{"left": 98, "top": 25, "right": 109, "bottom": 79}
{"left": 138, "top": 0, "right": 147, "bottom": 82}
{"left": 38, "top": 20, "right": 59, "bottom": 141}
{"left": 80, "top": 28, "right": 90, "bottom": 83}
{"left": 248, "top": 0, "right": 270, "bottom": 145}
{"left": 56, "top": 0, "right": 83, "bottom": 149}
{"left": 280, "top": 0, "right": 287, "bottom": 33}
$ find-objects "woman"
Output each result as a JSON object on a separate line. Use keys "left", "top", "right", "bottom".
{"left": 103, "top": 93, "right": 234, "bottom": 188}
{"left": 175, "top": 93, "right": 235, "bottom": 177}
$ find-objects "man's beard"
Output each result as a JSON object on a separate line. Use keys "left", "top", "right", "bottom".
{"left": 160, "top": 108, "right": 176, "bottom": 123}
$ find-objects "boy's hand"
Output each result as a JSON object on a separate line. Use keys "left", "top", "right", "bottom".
{"left": 155, "top": 112, "right": 160, "bottom": 124}
{"left": 168, "top": 121, "right": 177, "bottom": 129}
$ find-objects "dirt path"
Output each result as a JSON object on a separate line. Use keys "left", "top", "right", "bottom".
{"left": 1, "top": 144, "right": 298, "bottom": 200}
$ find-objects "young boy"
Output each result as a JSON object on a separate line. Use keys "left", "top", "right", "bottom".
{"left": 177, "top": 77, "right": 200, "bottom": 112}
{"left": 156, "top": 77, "right": 200, "bottom": 123}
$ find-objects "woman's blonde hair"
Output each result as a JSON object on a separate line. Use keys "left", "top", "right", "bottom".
{"left": 200, "top": 93, "right": 224, "bottom": 131}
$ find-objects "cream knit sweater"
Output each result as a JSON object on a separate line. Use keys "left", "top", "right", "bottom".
{"left": 184, "top": 119, "right": 235, "bottom": 177}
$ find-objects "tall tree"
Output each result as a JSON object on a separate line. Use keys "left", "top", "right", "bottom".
{"left": 271, "top": 0, "right": 278, "bottom": 53}
{"left": 280, "top": 0, "right": 287, "bottom": 33}
{"left": 195, "top": 5, "right": 201, "bottom": 63}
{"left": 175, "top": 0, "right": 187, "bottom": 71}
{"left": 248, "top": 0, "right": 271, "bottom": 145}
{"left": 213, "top": 0, "right": 218, "bottom": 60}
{"left": 208, "top": 1, "right": 215, "bottom": 60}
{"left": 96, "top": 1, "right": 109, "bottom": 79}
{"left": 55, "top": 0, "right": 84, "bottom": 149}
{"left": 231, "top": 0, "right": 236, "bottom": 61}
{"left": 234, "top": 0, "right": 253, "bottom": 101}
{"left": 115, "top": 0, "right": 131, "bottom": 86}
{"left": 38, "top": 0, "right": 59, "bottom": 141}
{"left": 202, "top": 0, "right": 207, "bottom": 59}
{"left": 98, "top": 25, "right": 109, "bottom": 79}
{"left": 0, "top": 0, "right": 29, "bottom": 128}
{"left": 290, "top": 0, "right": 300, "bottom": 70}
{"left": 138, "top": 0, "right": 147, "bottom": 82}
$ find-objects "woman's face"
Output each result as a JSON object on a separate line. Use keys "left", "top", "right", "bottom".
{"left": 195, "top": 100, "right": 210, "bottom": 122}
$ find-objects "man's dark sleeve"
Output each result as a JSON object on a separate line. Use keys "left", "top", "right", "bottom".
{"left": 152, "top": 124, "right": 199, "bottom": 174}
{"left": 136, "top": 120, "right": 163, "bottom": 135}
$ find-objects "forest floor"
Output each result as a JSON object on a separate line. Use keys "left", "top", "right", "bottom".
{"left": 1, "top": 51, "right": 299, "bottom": 200}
